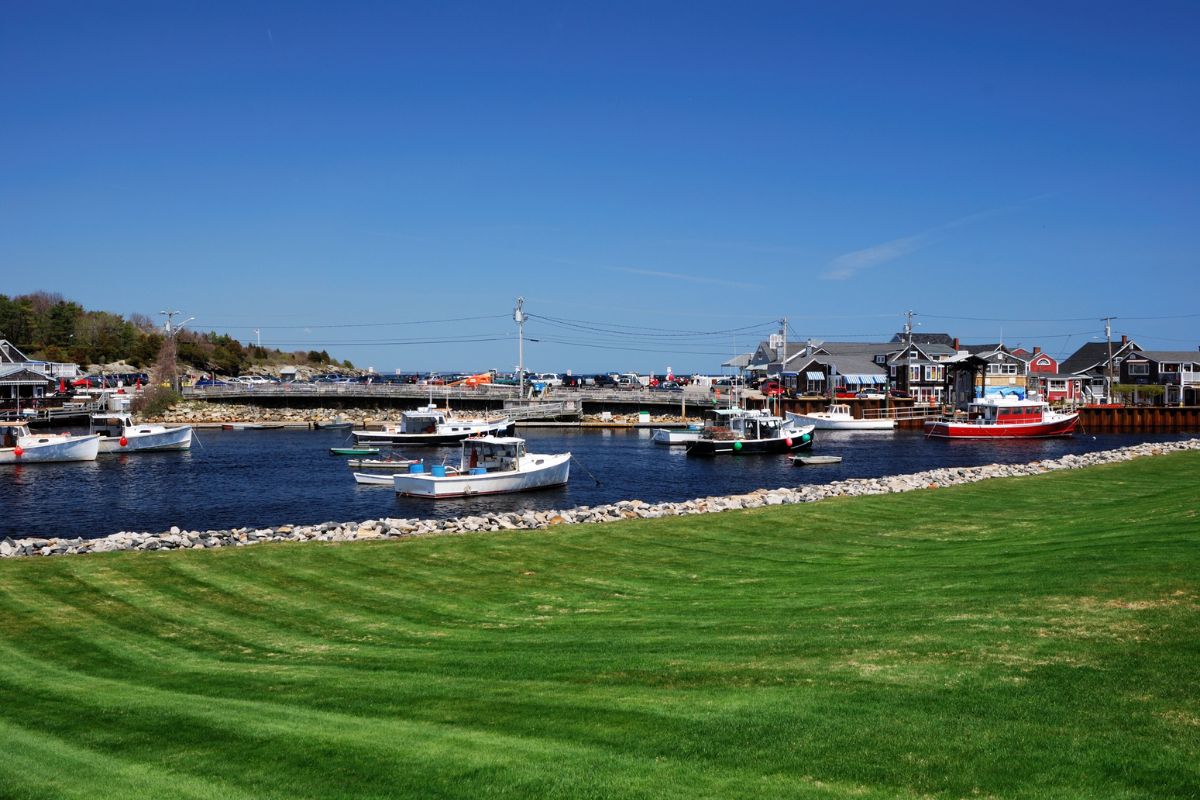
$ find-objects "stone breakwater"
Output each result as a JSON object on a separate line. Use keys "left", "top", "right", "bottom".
{"left": 3, "top": 439, "right": 1197, "bottom": 560}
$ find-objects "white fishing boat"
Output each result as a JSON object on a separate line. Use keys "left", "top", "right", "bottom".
{"left": 393, "top": 436, "right": 570, "bottom": 498}
{"left": 787, "top": 404, "right": 896, "bottom": 431}
{"left": 0, "top": 419, "right": 100, "bottom": 464}
{"left": 354, "top": 405, "right": 512, "bottom": 446}
{"left": 651, "top": 422, "right": 704, "bottom": 446}
{"left": 91, "top": 412, "right": 193, "bottom": 454}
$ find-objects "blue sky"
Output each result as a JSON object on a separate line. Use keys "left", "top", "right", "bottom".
{"left": 2, "top": 1, "right": 1197, "bottom": 373}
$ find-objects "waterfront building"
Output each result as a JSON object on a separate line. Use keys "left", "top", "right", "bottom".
{"left": 1118, "top": 350, "right": 1200, "bottom": 406}
{"left": 1059, "top": 336, "right": 1142, "bottom": 403}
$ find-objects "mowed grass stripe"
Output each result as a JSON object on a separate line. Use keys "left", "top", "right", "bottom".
{"left": 1, "top": 452, "right": 1197, "bottom": 799}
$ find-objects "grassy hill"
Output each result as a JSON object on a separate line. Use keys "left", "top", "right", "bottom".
{"left": 1, "top": 453, "right": 1197, "bottom": 799}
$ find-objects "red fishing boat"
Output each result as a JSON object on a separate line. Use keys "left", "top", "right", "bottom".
{"left": 924, "top": 397, "right": 1079, "bottom": 439}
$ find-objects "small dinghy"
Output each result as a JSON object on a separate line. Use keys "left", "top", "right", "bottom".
{"left": 345, "top": 457, "right": 418, "bottom": 471}
{"left": 352, "top": 472, "right": 395, "bottom": 485}
{"left": 330, "top": 446, "right": 381, "bottom": 456}
{"left": 791, "top": 455, "right": 843, "bottom": 466}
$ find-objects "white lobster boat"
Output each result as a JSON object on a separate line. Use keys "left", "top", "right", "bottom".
{"left": 0, "top": 420, "right": 100, "bottom": 464}
{"left": 393, "top": 436, "right": 570, "bottom": 498}
{"left": 91, "top": 412, "right": 193, "bottom": 454}
{"left": 353, "top": 405, "right": 512, "bottom": 446}
{"left": 787, "top": 404, "right": 896, "bottom": 431}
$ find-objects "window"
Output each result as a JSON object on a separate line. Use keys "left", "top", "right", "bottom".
{"left": 909, "top": 365, "right": 920, "bottom": 381}
{"left": 1128, "top": 362, "right": 1149, "bottom": 376}
{"left": 987, "top": 363, "right": 1017, "bottom": 375}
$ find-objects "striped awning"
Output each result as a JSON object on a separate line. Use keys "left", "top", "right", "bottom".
{"left": 805, "top": 371, "right": 825, "bottom": 380}
{"left": 842, "top": 373, "right": 886, "bottom": 384}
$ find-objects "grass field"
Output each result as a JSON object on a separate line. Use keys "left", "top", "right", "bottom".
{"left": 1, "top": 452, "right": 1198, "bottom": 799}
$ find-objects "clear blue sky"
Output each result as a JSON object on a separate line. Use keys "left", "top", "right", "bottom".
{"left": 2, "top": 1, "right": 1197, "bottom": 373}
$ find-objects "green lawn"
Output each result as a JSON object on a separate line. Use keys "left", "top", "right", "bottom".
{"left": 1, "top": 452, "right": 1198, "bottom": 799}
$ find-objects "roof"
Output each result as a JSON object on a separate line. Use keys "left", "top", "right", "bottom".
{"left": 464, "top": 436, "right": 524, "bottom": 445}
{"left": 1124, "top": 350, "right": 1200, "bottom": 364}
{"left": 0, "top": 340, "right": 31, "bottom": 364}
{"left": 722, "top": 353, "right": 753, "bottom": 369}
{"left": 1059, "top": 339, "right": 1140, "bottom": 375}
{"left": 890, "top": 332, "right": 956, "bottom": 346}
{"left": 0, "top": 365, "right": 53, "bottom": 384}
{"left": 793, "top": 354, "right": 887, "bottom": 377}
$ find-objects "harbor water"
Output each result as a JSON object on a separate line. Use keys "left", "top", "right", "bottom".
{"left": 1, "top": 427, "right": 1192, "bottom": 540}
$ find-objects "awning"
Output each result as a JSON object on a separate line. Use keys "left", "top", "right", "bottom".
{"left": 805, "top": 371, "right": 825, "bottom": 380}
{"left": 841, "top": 373, "right": 886, "bottom": 384}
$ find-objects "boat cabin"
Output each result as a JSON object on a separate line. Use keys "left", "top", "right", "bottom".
{"left": 460, "top": 437, "right": 526, "bottom": 473}
{"left": 398, "top": 407, "right": 449, "bottom": 434}
{"left": 0, "top": 420, "right": 32, "bottom": 447}
{"left": 90, "top": 412, "right": 136, "bottom": 437}
{"left": 966, "top": 400, "right": 1045, "bottom": 425}
{"left": 702, "top": 408, "right": 787, "bottom": 440}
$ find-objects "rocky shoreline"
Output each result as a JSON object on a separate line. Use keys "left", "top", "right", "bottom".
{"left": 3, "top": 439, "right": 1197, "bottom": 560}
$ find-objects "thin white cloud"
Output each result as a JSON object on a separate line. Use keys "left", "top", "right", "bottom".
{"left": 822, "top": 193, "right": 1056, "bottom": 281}
{"left": 822, "top": 233, "right": 928, "bottom": 281}
{"left": 609, "top": 266, "right": 766, "bottom": 289}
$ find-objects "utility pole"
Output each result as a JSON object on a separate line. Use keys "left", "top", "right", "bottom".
{"left": 160, "top": 310, "right": 195, "bottom": 393}
{"left": 1102, "top": 316, "right": 1117, "bottom": 403}
{"left": 779, "top": 317, "right": 787, "bottom": 414}
{"left": 514, "top": 297, "right": 526, "bottom": 399}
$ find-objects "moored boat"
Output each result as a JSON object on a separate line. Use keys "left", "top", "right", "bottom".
{"left": 0, "top": 419, "right": 101, "bottom": 464}
{"left": 687, "top": 408, "right": 815, "bottom": 456}
{"left": 352, "top": 472, "right": 395, "bottom": 486}
{"left": 787, "top": 404, "right": 896, "bottom": 431}
{"left": 91, "top": 412, "right": 193, "bottom": 454}
{"left": 923, "top": 397, "right": 1079, "bottom": 439}
{"left": 353, "top": 405, "right": 512, "bottom": 446}
{"left": 651, "top": 422, "right": 704, "bottom": 446}
{"left": 345, "top": 457, "right": 419, "bottom": 471}
{"left": 393, "top": 436, "right": 569, "bottom": 498}
{"left": 792, "top": 455, "right": 843, "bottom": 466}
{"left": 330, "top": 446, "right": 381, "bottom": 456}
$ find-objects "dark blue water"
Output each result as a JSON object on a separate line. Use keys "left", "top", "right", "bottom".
{"left": 0, "top": 427, "right": 1191, "bottom": 539}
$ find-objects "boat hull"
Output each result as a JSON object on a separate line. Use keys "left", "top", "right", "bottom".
{"left": 0, "top": 434, "right": 101, "bottom": 464}
{"left": 393, "top": 453, "right": 570, "bottom": 498}
{"left": 923, "top": 413, "right": 1079, "bottom": 439}
{"left": 354, "top": 419, "right": 514, "bottom": 446}
{"left": 651, "top": 427, "right": 702, "bottom": 445}
{"left": 352, "top": 472, "right": 395, "bottom": 485}
{"left": 97, "top": 425, "right": 192, "bottom": 454}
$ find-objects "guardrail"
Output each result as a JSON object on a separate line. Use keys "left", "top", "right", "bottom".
{"left": 181, "top": 383, "right": 716, "bottom": 405}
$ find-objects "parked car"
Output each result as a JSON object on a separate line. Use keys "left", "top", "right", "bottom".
{"left": 653, "top": 381, "right": 683, "bottom": 392}
{"left": 758, "top": 380, "right": 785, "bottom": 397}
{"left": 194, "top": 378, "right": 229, "bottom": 387}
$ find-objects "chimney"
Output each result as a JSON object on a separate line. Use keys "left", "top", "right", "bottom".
{"left": 952, "top": 337, "right": 960, "bottom": 350}
{"left": 1121, "top": 335, "right": 1128, "bottom": 346}
{"left": 1033, "top": 346, "right": 1041, "bottom": 355}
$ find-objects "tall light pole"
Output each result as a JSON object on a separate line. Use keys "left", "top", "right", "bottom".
{"left": 514, "top": 297, "right": 526, "bottom": 399}
{"left": 160, "top": 310, "right": 195, "bottom": 393}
